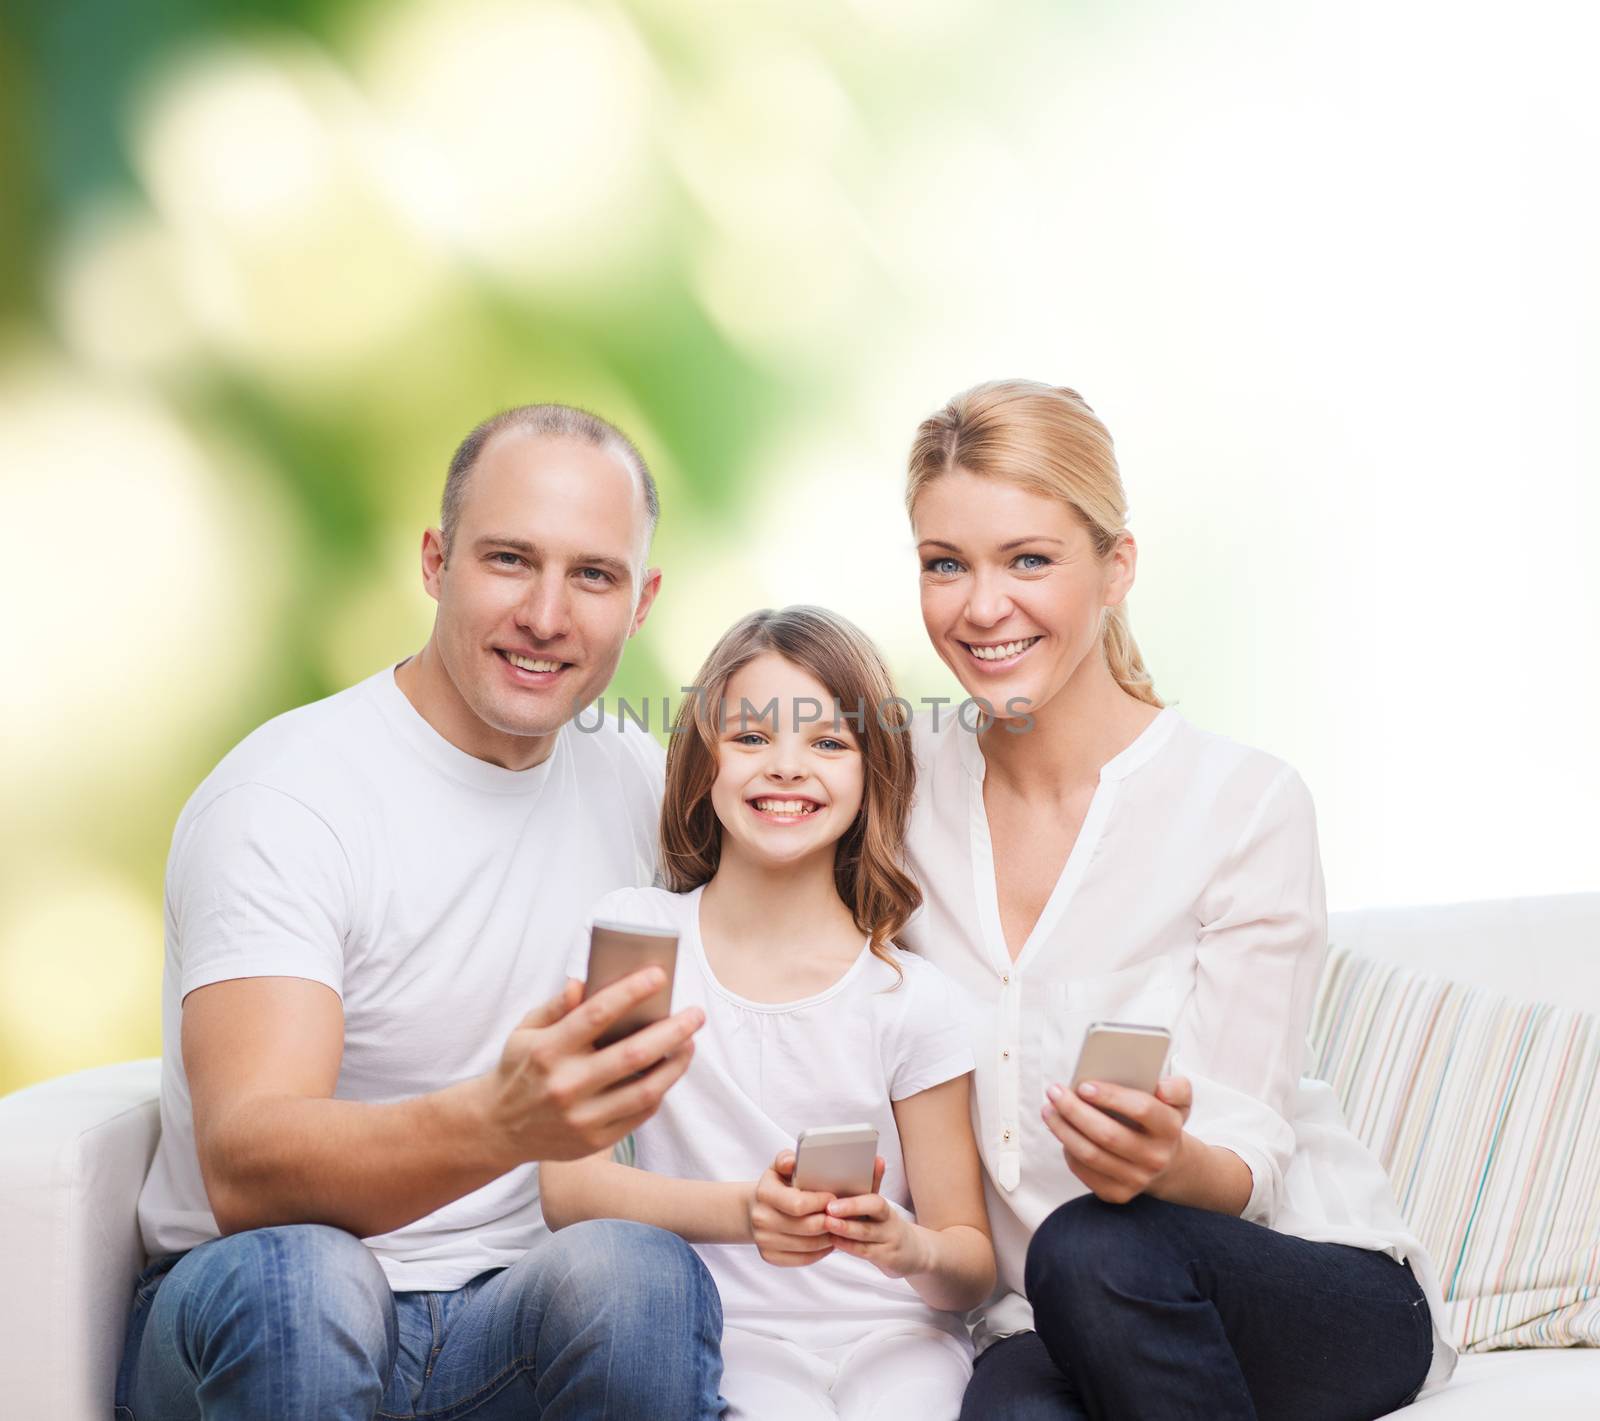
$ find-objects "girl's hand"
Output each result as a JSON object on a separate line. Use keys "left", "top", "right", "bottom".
{"left": 820, "top": 1157, "right": 931, "bottom": 1280}
{"left": 749, "top": 1150, "right": 837, "bottom": 1268}
{"left": 1042, "top": 1075, "right": 1193, "bottom": 1204}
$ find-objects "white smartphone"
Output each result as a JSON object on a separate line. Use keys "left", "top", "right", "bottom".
{"left": 793, "top": 1124, "right": 879, "bottom": 1197}
{"left": 582, "top": 920, "right": 678, "bottom": 1050}
{"left": 1070, "top": 1021, "right": 1172, "bottom": 1100}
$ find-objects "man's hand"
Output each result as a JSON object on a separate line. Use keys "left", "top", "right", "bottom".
{"left": 476, "top": 969, "right": 704, "bottom": 1166}
{"left": 819, "top": 1157, "right": 931, "bottom": 1280}
{"left": 1042, "top": 1075, "right": 1193, "bottom": 1204}
{"left": 748, "top": 1150, "right": 837, "bottom": 1268}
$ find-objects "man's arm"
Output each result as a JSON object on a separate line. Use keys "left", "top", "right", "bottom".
{"left": 188, "top": 970, "right": 702, "bottom": 1239}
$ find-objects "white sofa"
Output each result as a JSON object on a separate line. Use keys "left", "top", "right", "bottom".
{"left": 1, "top": 894, "right": 1595, "bottom": 1418}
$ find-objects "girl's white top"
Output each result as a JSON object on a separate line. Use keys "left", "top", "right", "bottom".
{"left": 900, "top": 707, "right": 1456, "bottom": 1395}
{"left": 567, "top": 884, "right": 976, "bottom": 1343}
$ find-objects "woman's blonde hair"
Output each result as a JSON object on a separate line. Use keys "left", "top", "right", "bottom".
{"left": 661, "top": 606, "right": 921, "bottom": 971}
{"left": 906, "top": 379, "right": 1162, "bottom": 709}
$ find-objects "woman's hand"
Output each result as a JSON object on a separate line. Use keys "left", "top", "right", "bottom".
{"left": 1042, "top": 1075, "right": 1193, "bottom": 1204}
{"left": 748, "top": 1150, "right": 837, "bottom": 1268}
{"left": 820, "top": 1157, "right": 932, "bottom": 1280}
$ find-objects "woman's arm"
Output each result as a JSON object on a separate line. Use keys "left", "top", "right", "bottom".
{"left": 821, "top": 1074, "right": 996, "bottom": 1312}
{"left": 540, "top": 1152, "right": 754, "bottom": 1242}
{"left": 1043, "top": 763, "right": 1324, "bottom": 1221}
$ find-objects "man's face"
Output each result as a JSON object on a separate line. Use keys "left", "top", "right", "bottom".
{"left": 422, "top": 431, "right": 660, "bottom": 747}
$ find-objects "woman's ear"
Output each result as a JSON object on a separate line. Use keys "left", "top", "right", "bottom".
{"left": 1103, "top": 530, "right": 1138, "bottom": 608}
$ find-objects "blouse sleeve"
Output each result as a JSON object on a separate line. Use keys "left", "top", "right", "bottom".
{"left": 1172, "top": 764, "right": 1328, "bottom": 1226}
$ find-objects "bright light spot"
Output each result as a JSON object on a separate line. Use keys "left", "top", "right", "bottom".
{"left": 361, "top": 0, "right": 662, "bottom": 284}
{"left": 0, "top": 368, "right": 292, "bottom": 795}
{"left": 52, "top": 204, "right": 200, "bottom": 375}
{"left": 131, "top": 39, "right": 448, "bottom": 377}
{"left": 0, "top": 861, "right": 163, "bottom": 1080}
{"left": 672, "top": 41, "right": 869, "bottom": 354}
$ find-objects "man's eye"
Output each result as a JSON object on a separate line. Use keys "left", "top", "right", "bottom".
{"left": 492, "top": 552, "right": 524, "bottom": 567}
{"left": 922, "top": 557, "right": 963, "bottom": 576}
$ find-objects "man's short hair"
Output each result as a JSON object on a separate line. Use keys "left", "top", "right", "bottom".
{"left": 440, "top": 403, "right": 660, "bottom": 557}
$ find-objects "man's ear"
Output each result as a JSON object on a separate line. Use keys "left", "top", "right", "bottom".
{"left": 629, "top": 567, "right": 663, "bottom": 637}
{"left": 420, "top": 527, "right": 447, "bottom": 603}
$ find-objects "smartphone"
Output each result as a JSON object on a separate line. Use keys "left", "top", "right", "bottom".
{"left": 793, "top": 1124, "right": 879, "bottom": 1198}
{"left": 582, "top": 920, "right": 678, "bottom": 1050}
{"left": 1070, "top": 1021, "right": 1172, "bottom": 1103}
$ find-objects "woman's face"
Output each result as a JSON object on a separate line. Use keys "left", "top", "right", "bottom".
{"left": 912, "top": 468, "right": 1134, "bottom": 723}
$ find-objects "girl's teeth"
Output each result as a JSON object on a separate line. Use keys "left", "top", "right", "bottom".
{"left": 755, "top": 800, "right": 815, "bottom": 815}
{"left": 969, "top": 638, "right": 1039, "bottom": 661}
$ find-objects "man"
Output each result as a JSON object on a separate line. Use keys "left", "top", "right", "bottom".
{"left": 116, "top": 405, "right": 724, "bottom": 1419}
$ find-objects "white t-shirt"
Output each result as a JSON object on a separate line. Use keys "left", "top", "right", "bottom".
{"left": 137, "top": 665, "right": 665, "bottom": 1291}
{"left": 565, "top": 884, "right": 976, "bottom": 1342}
{"left": 901, "top": 707, "right": 1457, "bottom": 1396}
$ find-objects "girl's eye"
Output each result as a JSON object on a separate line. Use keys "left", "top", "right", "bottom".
{"left": 732, "top": 732, "right": 767, "bottom": 746}
{"left": 922, "top": 557, "right": 963, "bottom": 576}
{"left": 814, "top": 737, "right": 848, "bottom": 752}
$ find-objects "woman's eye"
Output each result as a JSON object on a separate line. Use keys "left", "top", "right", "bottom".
{"left": 922, "top": 557, "right": 963, "bottom": 576}
{"left": 1014, "top": 553, "right": 1051, "bottom": 571}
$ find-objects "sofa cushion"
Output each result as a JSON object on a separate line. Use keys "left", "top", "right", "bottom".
{"left": 1311, "top": 946, "right": 1600, "bottom": 1351}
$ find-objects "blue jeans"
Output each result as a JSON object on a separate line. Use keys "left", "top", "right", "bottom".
{"left": 114, "top": 1220, "right": 724, "bottom": 1420}
{"left": 961, "top": 1194, "right": 1434, "bottom": 1421}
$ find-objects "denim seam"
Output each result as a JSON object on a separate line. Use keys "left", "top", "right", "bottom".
{"left": 377, "top": 1351, "right": 537, "bottom": 1421}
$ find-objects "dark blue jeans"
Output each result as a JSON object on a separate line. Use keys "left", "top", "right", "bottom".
{"left": 114, "top": 1219, "right": 725, "bottom": 1420}
{"left": 962, "top": 1195, "right": 1434, "bottom": 1421}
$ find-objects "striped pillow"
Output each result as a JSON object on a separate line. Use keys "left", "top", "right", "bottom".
{"left": 1311, "top": 946, "right": 1600, "bottom": 1351}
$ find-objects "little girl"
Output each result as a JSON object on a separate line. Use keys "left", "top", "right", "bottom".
{"left": 541, "top": 606, "right": 994, "bottom": 1421}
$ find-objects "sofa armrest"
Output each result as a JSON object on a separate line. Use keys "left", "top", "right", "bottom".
{"left": 0, "top": 1059, "right": 162, "bottom": 1421}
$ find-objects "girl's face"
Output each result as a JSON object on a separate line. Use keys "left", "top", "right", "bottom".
{"left": 912, "top": 468, "right": 1134, "bottom": 723}
{"left": 709, "top": 652, "right": 866, "bottom": 871}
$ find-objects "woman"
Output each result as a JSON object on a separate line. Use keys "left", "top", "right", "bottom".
{"left": 897, "top": 380, "right": 1456, "bottom": 1420}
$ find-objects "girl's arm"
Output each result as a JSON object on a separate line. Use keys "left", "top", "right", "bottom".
{"left": 540, "top": 1151, "right": 755, "bottom": 1241}
{"left": 821, "top": 1074, "right": 995, "bottom": 1312}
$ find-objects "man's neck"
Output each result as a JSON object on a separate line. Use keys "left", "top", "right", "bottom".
{"left": 393, "top": 643, "right": 558, "bottom": 772}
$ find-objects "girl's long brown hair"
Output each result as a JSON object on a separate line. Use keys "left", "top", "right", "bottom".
{"left": 660, "top": 606, "right": 921, "bottom": 971}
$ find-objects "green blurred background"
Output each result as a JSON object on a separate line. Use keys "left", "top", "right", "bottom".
{"left": 2, "top": 0, "right": 1596, "bottom": 1094}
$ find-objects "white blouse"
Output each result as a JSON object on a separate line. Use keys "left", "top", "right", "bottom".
{"left": 900, "top": 707, "right": 1456, "bottom": 1395}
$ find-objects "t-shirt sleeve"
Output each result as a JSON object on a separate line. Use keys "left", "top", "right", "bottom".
{"left": 888, "top": 955, "right": 977, "bottom": 1101}
{"left": 170, "top": 782, "right": 351, "bottom": 1001}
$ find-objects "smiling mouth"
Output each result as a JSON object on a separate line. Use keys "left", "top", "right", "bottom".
{"left": 962, "top": 636, "right": 1042, "bottom": 663}
{"left": 747, "top": 797, "right": 823, "bottom": 819}
{"left": 498, "top": 649, "right": 569, "bottom": 674}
